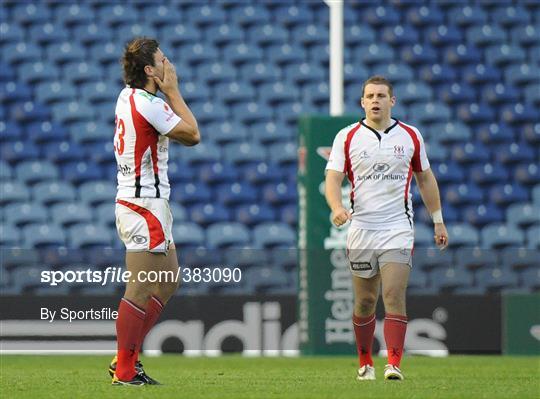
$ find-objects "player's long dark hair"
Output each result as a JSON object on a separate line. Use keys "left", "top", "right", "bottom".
{"left": 121, "top": 37, "right": 159, "bottom": 89}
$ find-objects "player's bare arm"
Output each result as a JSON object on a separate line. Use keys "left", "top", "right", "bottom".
{"left": 414, "top": 168, "right": 449, "bottom": 249}
{"left": 153, "top": 58, "right": 200, "bottom": 146}
{"left": 325, "top": 169, "right": 351, "bottom": 227}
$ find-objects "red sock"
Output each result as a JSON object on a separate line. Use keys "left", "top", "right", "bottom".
{"left": 384, "top": 313, "right": 408, "bottom": 367}
{"left": 352, "top": 314, "right": 376, "bottom": 367}
{"left": 116, "top": 298, "right": 146, "bottom": 380}
{"left": 138, "top": 295, "right": 164, "bottom": 358}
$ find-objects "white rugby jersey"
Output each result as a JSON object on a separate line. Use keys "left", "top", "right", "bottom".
{"left": 114, "top": 87, "right": 181, "bottom": 200}
{"left": 326, "top": 119, "right": 430, "bottom": 230}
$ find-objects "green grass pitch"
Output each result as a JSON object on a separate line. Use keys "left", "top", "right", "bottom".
{"left": 1, "top": 355, "right": 538, "bottom": 398}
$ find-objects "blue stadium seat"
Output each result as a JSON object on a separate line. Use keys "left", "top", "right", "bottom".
{"left": 401, "top": 43, "right": 438, "bottom": 66}
{"left": 303, "top": 82, "right": 330, "bottom": 107}
{"left": 457, "top": 103, "right": 495, "bottom": 124}
{"left": 216, "top": 182, "right": 258, "bottom": 205}
{"left": 95, "top": 203, "right": 116, "bottom": 228}
{"left": 262, "top": 182, "right": 297, "bottom": 205}
{"left": 10, "top": 101, "right": 51, "bottom": 124}
{"left": 482, "top": 83, "right": 520, "bottom": 105}
{"left": 207, "top": 222, "right": 251, "bottom": 249}
{"left": 394, "top": 82, "right": 433, "bottom": 105}
{"left": 470, "top": 163, "right": 509, "bottom": 185}
{"left": 171, "top": 182, "right": 212, "bottom": 205}
{"left": 257, "top": 82, "right": 297, "bottom": 105}
{"left": 485, "top": 44, "right": 526, "bottom": 67}
{"left": 481, "top": 224, "right": 525, "bottom": 248}
{"left": 13, "top": 3, "right": 51, "bottom": 25}
{"left": 463, "top": 204, "right": 504, "bottom": 227}
{"left": 79, "top": 82, "right": 119, "bottom": 104}
{"left": 497, "top": 142, "right": 536, "bottom": 165}
{"left": 419, "top": 64, "right": 457, "bottom": 84}
{"left": 70, "top": 121, "right": 111, "bottom": 144}
{"left": 0, "top": 121, "right": 22, "bottom": 142}
{"left": 43, "top": 141, "right": 85, "bottom": 164}
{"left": 47, "top": 42, "right": 86, "bottom": 65}
{"left": 18, "top": 61, "right": 58, "bottom": 84}
{"left": 78, "top": 181, "right": 115, "bottom": 206}
{"left": 1, "top": 140, "right": 40, "bottom": 163}
{"left": 274, "top": 4, "right": 313, "bottom": 27}
{"left": 446, "top": 224, "right": 480, "bottom": 248}
{"left": 506, "top": 203, "right": 540, "bottom": 228}
{"left": 28, "top": 22, "right": 69, "bottom": 46}
{"left": 407, "top": 268, "right": 428, "bottom": 291}
{"left": 69, "top": 224, "right": 113, "bottom": 248}
{"left": 448, "top": 5, "right": 487, "bottom": 26}
{"left": 383, "top": 24, "right": 420, "bottom": 46}
{"left": 527, "top": 226, "right": 540, "bottom": 249}
{"left": 511, "top": 24, "right": 539, "bottom": 46}
{"left": 372, "top": 63, "right": 414, "bottom": 85}
{"left": 23, "top": 223, "right": 66, "bottom": 248}
{"left": 0, "top": 223, "right": 21, "bottom": 247}
{"left": 345, "top": 24, "right": 376, "bottom": 46}
{"left": 0, "top": 62, "right": 15, "bottom": 82}
{"left": 10, "top": 265, "right": 47, "bottom": 292}
{"left": 267, "top": 43, "right": 307, "bottom": 66}
{"left": 279, "top": 203, "right": 297, "bottom": 226}
{"left": 0, "top": 248, "right": 39, "bottom": 269}
{"left": 116, "top": 24, "right": 158, "bottom": 46}
{"left": 54, "top": 3, "right": 94, "bottom": 26}
{"left": 0, "top": 22, "right": 24, "bottom": 44}
{"left": 15, "top": 160, "right": 58, "bottom": 185}
{"left": 180, "top": 142, "right": 221, "bottom": 165}
{"left": 190, "top": 101, "right": 228, "bottom": 124}
{"left": 455, "top": 247, "right": 497, "bottom": 270}
{"left": 32, "top": 181, "right": 76, "bottom": 205}
{"left": 231, "top": 102, "right": 273, "bottom": 125}
{"left": 248, "top": 24, "right": 287, "bottom": 46}
{"left": 98, "top": 4, "right": 138, "bottom": 27}
{"left": 52, "top": 101, "right": 95, "bottom": 124}
{"left": 1, "top": 81, "right": 33, "bottom": 103}
{"left": 466, "top": 24, "right": 506, "bottom": 47}
{"left": 524, "top": 84, "right": 540, "bottom": 106}
{"left": 222, "top": 43, "right": 262, "bottom": 65}
{"left": 73, "top": 23, "right": 112, "bottom": 46}
{"left": 505, "top": 64, "right": 540, "bottom": 86}
{"left": 414, "top": 223, "right": 434, "bottom": 247}
{"left": 4, "top": 202, "right": 47, "bottom": 227}
{"left": 492, "top": 5, "right": 530, "bottom": 27}
{"left": 167, "top": 161, "right": 194, "bottom": 184}
{"left": 172, "top": 222, "right": 205, "bottom": 248}
{"left": 444, "top": 44, "right": 482, "bottom": 65}
{"left": 501, "top": 247, "right": 539, "bottom": 271}
{"left": 357, "top": 44, "right": 395, "bottom": 65}
{"left": 521, "top": 268, "right": 540, "bottom": 291}
{"left": 235, "top": 204, "right": 276, "bottom": 226}
{"left": 438, "top": 83, "right": 476, "bottom": 105}
{"left": 253, "top": 222, "right": 295, "bottom": 248}
{"left": 189, "top": 203, "right": 231, "bottom": 227}
{"left": 489, "top": 183, "right": 529, "bottom": 206}
{"left": 292, "top": 23, "right": 328, "bottom": 46}
{"left": 0, "top": 160, "right": 12, "bottom": 181}
{"left": 88, "top": 42, "right": 122, "bottom": 65}
{"left": 363, "top": 5, "right": 400, "bottom": 26}
{"left": 35, "top": 81, "right": 77, "bottom": 104}
{"left": 431, "top": 267, "right": 474, "bottom": 292}
{"left": 214, "top": 82, "right": 255, "bottom": 104}
{"left": 142, "top": 3, "right": 182, "bottom": 26}
{"left": 451, "top": 142, "right": 490, "bottom": 164}
{"left": 268, "top": 142, "right": 297, "bottom": 165}
{"left": 204, "top": 121, "right": 247, "bottom": 144}
{"left": 409, "top": 103, "right": 451, "bottom": 124}
{"left": 431, "top": 162, "right": 465, "bottom": 184}
{"left": 477, "top": 123, "right": 515, "bottom": 144}
{"left": 181, "top": 81, "right": 211, "bottom": 103}
{"left": 243, "top": 162, "right": 282, "bottom": 185}
{"left": 2, "top": 42, "right": 41, "bottom": 65}
{"left": 413, "top": 247, "right": 454, "bottom": 271}
{"left": 161, "top": 23, "right": 202, "bottom": 47}
{"left": 430, "top": 122, "right": 472, "bottom": 144}
{"left": 186, "top": 4, "right": 226, "bottom": 26}
{"left": 62, "top": 161, "right": 103, "bottom": 185}
{"left": 515, "top": 163, "right": 540, "bottom": 186}
{"left": 284, "top": 62, "right": 326, "bottom": 85}
{"left": 244, "top": 266, "right": 288, "bottom": 293}
{"left": 197, "top": 62, "right": 236, "bottom": 85}
{"left": 230, "top": 4, "right": 270, "bottom": 26}
{"left": 444, "top": 183, "right": 483, "bottom": 206}
{"left": 50, "top": 202, "right": 93, "bottom": 227}
{"left": 427, "top": 24, "right": 463, "bottom": 47}
{"left": 0, "top": 181, "right": 30, "bottom": 206}
{"left": 199, "top": 162, "right": 239, "bottom": 184}
{"left": 406, "top": 5, "right": 444, "bottom": 26}
{"left": 501, "top": 103, "right": 538, "bottom": 124}
{"left": 476, "top": 267, "right": 519, "bottom": 292}
{"left": 240, "top": 62, "right": 280, "bottom": 84}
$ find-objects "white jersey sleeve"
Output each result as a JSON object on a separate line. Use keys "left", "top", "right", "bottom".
{"left": 136, "top": 94, "right": 181, "bottom": 135}
{"left": 325, "top": 125, "right": 355, "bottom": 173}
{"left": 411, "top": 126, "right": 430, "bottom": 172}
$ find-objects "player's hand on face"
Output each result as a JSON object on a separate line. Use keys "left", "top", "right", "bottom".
{"left": 332, "top": 207, "right": 351, "bottom": 227}
{"left": 434, "top": 223, "right": 449, "bottom": 250}
{"left": 153, "top": 58, "right": 179, "bottom": 96}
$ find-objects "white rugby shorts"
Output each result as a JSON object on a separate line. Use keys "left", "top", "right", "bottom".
{"left": 115, "top": 198, "right": 173, "bottom": 253}
{"left": 346, "top": 227, "right": 414, "bottom": 278}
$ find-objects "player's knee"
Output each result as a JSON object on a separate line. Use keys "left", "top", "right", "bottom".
{"left": 124, "top": 282, "right": 153, "bottom": 306}
{"left": 382, "top": 286, "right": 405, "bottom": 309}
{"left": 355, "top": 296, "right": 377, "bottom": 316}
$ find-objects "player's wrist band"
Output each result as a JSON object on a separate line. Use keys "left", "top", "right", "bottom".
{"left": 431, "top": 209, "right": 444, "bottom": 224}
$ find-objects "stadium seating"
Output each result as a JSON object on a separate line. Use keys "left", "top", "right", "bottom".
{"left": 1, "top": 0, "right": 538, "bottom": 294}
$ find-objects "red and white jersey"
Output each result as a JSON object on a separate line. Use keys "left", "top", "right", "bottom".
{"left": 114, "top": 87, "right": 181, "bottom": 200}
{"left": 326, "top": 119, "right": 430, "bottom": 230}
